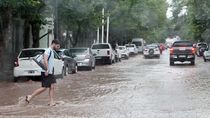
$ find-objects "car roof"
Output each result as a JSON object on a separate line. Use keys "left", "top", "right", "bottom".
{"left": 22, "top": 48, "right": 48, "bottom": 51}
{"left": 68, "top": 47, "right": 89, "bottom": 50}
{"left": 173, "top": 41, "right": 192, "bottom": 43}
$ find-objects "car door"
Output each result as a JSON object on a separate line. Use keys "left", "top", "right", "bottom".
{"left": 53, "top": 51, "right": 64, "bottom": 75}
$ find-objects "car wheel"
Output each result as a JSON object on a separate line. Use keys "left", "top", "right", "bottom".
{"left": 144, "top": 55, "right": 147, "bottom": 59}
{"left": 203, "top": 57, "right": 207, "bottom": 62}
{"left": 92, "top": 62, "right": 96, "bottom": 69}
{"left": 108, "top": 59, "right": 112, "bottom": 65}
{"left": 88, "top": 66, "right": 92, "bottom": 71}
{"left": 72, "top": 64, "right": 78, "bottom": 74}
{"left": 126, "top": 55, "right": 129, "bottom": 59}
{"left": 61, "top": 67, "right": 65, "bottom": 79}
{"left": 191, "top": 60, "right": 195, "bottom": 65}
{"left": 170, "top": 60, "right": 174, "bottom": 66}
{"left": 14, "top": 77, "right": 19, "bottom": 82}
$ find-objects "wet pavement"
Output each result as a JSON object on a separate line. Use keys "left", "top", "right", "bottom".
{"left": 1, "top": 51, "right": 210, "bottom": 117}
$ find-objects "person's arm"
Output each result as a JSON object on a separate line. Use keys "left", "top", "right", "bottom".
{"left": 44, "top": 53, "right": 49, "bottom": 72}
{"left": 43, "top": 50, "right": 50, "bottom": 76}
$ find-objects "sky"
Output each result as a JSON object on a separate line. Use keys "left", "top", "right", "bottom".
{"left": 166, "top": 0, "right": 173, "bottom": 18}
{"left": 166, "top": 0, "right": 187, "bottom": 19}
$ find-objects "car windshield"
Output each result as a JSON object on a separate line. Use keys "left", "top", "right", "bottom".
{"left": 68, "top": 49, "right": 87, "bottom": 55}
{"left": 19, "top": 49, "right": 45, "bottom": 58}
{"left": 132, "top": 42, "right": 142, "bottom": 46}
{"left": 92, "top": 44, "right": 110, "bottom": 49}
{"left": 198, "top": 44, "right": 207, "bottom": 48}
{"left": 173, "top": 41, "right": 193, "bottom": 47}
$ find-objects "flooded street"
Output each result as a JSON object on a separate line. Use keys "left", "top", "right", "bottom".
{"left": 1, "top": 51, "right": 210, "bottom": 118}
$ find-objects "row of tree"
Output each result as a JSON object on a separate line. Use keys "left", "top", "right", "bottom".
{"left": 0, "top": 0, "right": 168, "bottom": 80}
{"left": 0, "top": 0, "right": 46, "bottom": 79}
{"left": 58, "top": 0, "right": 168, "bottom": 45}
{"left": 169, "top": 0, "right": 210, "bottom": 42}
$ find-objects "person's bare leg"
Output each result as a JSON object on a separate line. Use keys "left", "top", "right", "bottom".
{"left": 49, "top": 84, "right": 55, "bottom": 106}
{"left": 27, "top": 87, "right": 47, "bottom": 101}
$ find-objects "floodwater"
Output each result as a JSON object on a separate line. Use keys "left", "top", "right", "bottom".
{"left": 1, "top": 51, "right": 210, "bottom": 118}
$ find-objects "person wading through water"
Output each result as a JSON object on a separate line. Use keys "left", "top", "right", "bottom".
{"left": 25, "top": 40, "right": 60, "bottom": 106}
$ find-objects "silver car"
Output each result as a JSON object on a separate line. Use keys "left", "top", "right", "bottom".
{"left": 67, "top": 48, "right": 96, "bottom": 71}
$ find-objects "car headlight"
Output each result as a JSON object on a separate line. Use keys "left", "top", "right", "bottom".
{"left": 84, "top": 59, "right": 90, "bottom": 62}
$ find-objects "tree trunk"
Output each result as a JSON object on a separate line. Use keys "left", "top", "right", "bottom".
{"left": 0, "top": 8, "right": 14, "bottom": 80}
{"left": 70, "top": 24, "right": 81, "bottom": 47}
{"left": 31, "top": 23, "right": 40, "bottom": 48}
{"left": 23, "top": 20, "right": 30, "bottom": 48}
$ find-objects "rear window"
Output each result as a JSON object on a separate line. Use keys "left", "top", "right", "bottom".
{"left": 92, "top": 44, "right": 110, "bottom": 49}
{"left": 126, "top": 45, "right": 134, "bottom": 48}
{"left": 19, "top": 49, "right": 45, "bottom": 58}
{"left": 132, "top": 42, "right": 142, "bottom": 46}
{"left": 173, "top": 41, "right": 193, "bottom": 47}
{"left": 119, "top": 47, "right": 125, "bottom": 50}
{"left": 198, "top": 43, "right": 207, "bottom": 48}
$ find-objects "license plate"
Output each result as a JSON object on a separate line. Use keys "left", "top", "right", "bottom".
{"left": 179, "top": 55, "right": 186, "bottom": 58}
{"left": 179, "top": 47, "right": 186, "bottom": 50}
{"left": 28, "top": 70, "right": 35, "bottom": 74}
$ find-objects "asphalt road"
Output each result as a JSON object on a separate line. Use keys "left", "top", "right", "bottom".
{"left": 1, "top": 50, "right": 210, "bottom": 118}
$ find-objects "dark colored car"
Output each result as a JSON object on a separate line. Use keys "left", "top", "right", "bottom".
{"left": 57, "top": 49, "right": 78, "bottom": 75}
{"left": 169, "top": 41, "right": 195, "bottom": 65}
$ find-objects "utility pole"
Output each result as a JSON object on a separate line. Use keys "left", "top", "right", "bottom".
{"left": 101, "top": 8, "right": 105, "bottom": 44}
{"left": 106, "top": 15, "right": 110, "bottom": 43}
{"left": 97, "top": 27, "right": 99, "bottom": 43}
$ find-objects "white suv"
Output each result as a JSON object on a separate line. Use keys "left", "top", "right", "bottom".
{"left": 91, "top": 43, "right": 115, "bottom": 65}
{"left": 125, "top": 44, "right": 138, "bottom": 55}
{"left": 13, "top": 48, "right": 64, "bottom": 82}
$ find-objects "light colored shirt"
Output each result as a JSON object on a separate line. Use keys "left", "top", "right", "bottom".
{"left": 41, "top": 48, "right": 54, "bottom": 74}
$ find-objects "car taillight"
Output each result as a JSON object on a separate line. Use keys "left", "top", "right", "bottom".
{"left": 170, "top": 48, "right": 174, "bottom": 54}
{"left": 14, "top": 58, "right": 19, "bottom": 67}
{"left": 107, "top": 50, "right": 110, "bottom": 55}
{"left": 192, "top": 48, "right": 195, "bottom": 54}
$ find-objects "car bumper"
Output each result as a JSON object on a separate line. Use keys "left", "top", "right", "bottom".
{"left": 170, "top": 54, "right": 195, "bottom": 61}
{"left": 77, "top": 60, "right": 91, "bottom": 67}
{"left": 121, "top": 53, "right": 129, "bottom": 57}
{"left": 95, "top": 56, "right": 111, "bottom": 60}
{"left": 14, "top": 67, "right": 42, "bottom": 77}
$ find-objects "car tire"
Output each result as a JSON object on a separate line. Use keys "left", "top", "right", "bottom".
{"left": 144, "top": 55, "right": 148, "bottom": 59}
{"left": 191, "top": 60, "right": 195, "bottom": 65}
{"left": 72, "top": 65, "right": 78, "bottom": 74}
{"left": 108, "top": 59, "right": 112, "bottom": 65}
{"left": 170, "top": 60, "right": 174, "bottom": 66}
{"left": 61, "top": 67, "right": 65, "bottom": 79}
{"left": 204, "top": 57, "right": 207, "bottom": 62}
{"left": 92, "top": 63, "right": 96, "bottom": 69}
{"left": 14, "top": 77, "right": 19, "bottom": 82}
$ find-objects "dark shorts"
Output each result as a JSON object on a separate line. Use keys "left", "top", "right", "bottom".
{"left": 41, "top": 72, "right": 56, "bottom": 88}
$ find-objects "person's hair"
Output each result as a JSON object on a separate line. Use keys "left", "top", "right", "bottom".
{"left": 51, "top": 40, "right": 60, "bottom": 45}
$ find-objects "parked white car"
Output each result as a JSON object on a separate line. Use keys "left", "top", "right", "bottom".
{"left": 143, "top": 44, "right": 160, "bottom": 58}
{"left": 125, "top": 44, "right": 138, "bottom": 55}
{"left": 14, "top": 48, "right": 64, "bottom": 82}
{"left": 119, "top": 46, "right": 129, "bottom": 59}
{"left": 203, "top": 47, "right": 210, "bottom": 62}
{"left": 91, "top": 43, "right": 115, "bottom": 65}
{"left": 111, "top": 44, "right": 122, "bottom": 62}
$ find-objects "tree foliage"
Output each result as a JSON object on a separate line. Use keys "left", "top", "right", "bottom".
{"left": 58, "top": 0, "right": 168, "bottom": 45}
